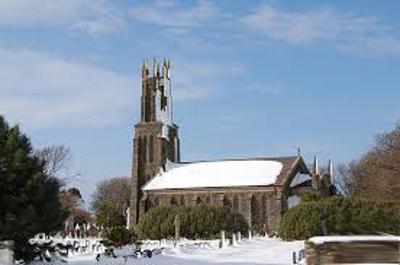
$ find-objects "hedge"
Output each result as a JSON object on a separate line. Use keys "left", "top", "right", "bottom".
{"left": 136, "top": 204, "right": 248, "bottom": 240}
{"left": 279, "top": 197, "right": 400, "bottom": 241}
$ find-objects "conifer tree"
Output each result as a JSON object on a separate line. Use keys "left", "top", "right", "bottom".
{"left": 0, "top": 116, "right": 68, "bottom": 261}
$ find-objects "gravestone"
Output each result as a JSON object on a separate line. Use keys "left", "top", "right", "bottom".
{"left": 236, "top": 232, "right": 242, "bottom": 242}
{"left": 0, "top": 241, "right": 14, "bottom": 265}
{"left": 174, "top": 214, "right": 180, "bottom": 248}
{"left": 231, "top": 233, "right": 238, "bottom": 246}
{"left": 219, "top": 230, "right": 227, "bottom": 249}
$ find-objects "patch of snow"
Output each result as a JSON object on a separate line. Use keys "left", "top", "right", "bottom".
{"left": 156, "top": 78, "right": 173, "bottom": 125}
{"left": 160, "top": 124, "right": 169, "bottom": 140}
{"left": 143, "top": 160, "right": 283, "bottom": 190}
{"left": 165, "top": 160, "right": 186, "bottom": 171}
{"left": 174, "top": 137, "right": 179, "bottom": 161}
{"left": 287, "top": 195, "right": 300, "bottom": 208}
{"left": 29, "top": 237, "right": 304, "bottom": 265}
{"left": 308, "top": 235, "right": 400, "bottom": 245}
{"left": 290, "top": 173, "right": 311, "bottom": 187}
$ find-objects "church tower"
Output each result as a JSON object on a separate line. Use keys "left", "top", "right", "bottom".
{"left": 130, "top": 59, "right": 180, "bottom": 226}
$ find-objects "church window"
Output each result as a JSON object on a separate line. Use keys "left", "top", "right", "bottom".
{"left": 250, "top": 195, "right": 262, "bottom": 229}
{"left": 196, "top": 197, "right": 203, "bottom": 205}
{"left": 162, "top": 142, "right": 168, "bottom": 162}
{"left": 261, "top": 194, "right": 267, "bottom": 224}
{"left": 222, "top": 195, "right": 232, "bottom": 209}
{"left": 180, "top": 196, "right": 185, "bottom": 206}
{"left": 149, "top": 136, "right": 154, "bottom": 162}
{"left": 144, "top": 86, "right": 152, "bottom": 122}
{"left": 233, "top": 195, "right": 240, "bottom": 212}
{"left": 143, "top": 136, "right": 148, "bottom": 162}
{"left": 170, "top": 197, "right": 178, "bottom": 206}
{"left": 144, "top": 198, "right": 153, "bottom": 213}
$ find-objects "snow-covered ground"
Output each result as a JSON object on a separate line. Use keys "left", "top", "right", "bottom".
{"left": 32, "top": 237, "right": 304, "bottom": 265}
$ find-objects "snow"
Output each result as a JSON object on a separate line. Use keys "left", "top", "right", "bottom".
{"left": 287, "top": 195, "right": 300, "bottom": 208}
{"left": 160, "top": 124, "right": 169, "bottom": 139}
{"left": 29, "top": 238, "right": 304, "bottom": 265}
{"left": 290, "top": 173, "right": 311, "bottom": 187}
{"left": 308, "top": 235, "right": 400, "bottom": 245}
{"left": 156, "top": 77, "right": 173, "bottom": 140}
{"left": 156, "top": 78, "right": 173, "bottom": 125}
{"left": 143, "top": 160, "right": 283, "bottom": 190}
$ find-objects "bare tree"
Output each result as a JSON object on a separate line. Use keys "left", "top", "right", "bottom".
{"left": 35, "top": 144, "right": 73, "bottom": 181}
{"left": 91, "top": 177, "right": 131, "bottom": 227}
{"left": 339, "top": 122, "right": 400, "bottom": 201}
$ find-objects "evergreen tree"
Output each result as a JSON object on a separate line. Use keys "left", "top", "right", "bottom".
{"left": 0, "top": 116, "right": 68, "bottom": 261}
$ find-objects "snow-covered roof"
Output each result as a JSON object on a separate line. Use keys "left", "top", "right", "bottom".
{"left": 308, "top": 236, "right": 400, "bottom": 245}
{"left": 143, "top": 160, "right": 284, "bottom": 191}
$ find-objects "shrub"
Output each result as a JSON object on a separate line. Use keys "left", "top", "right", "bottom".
{"left": 103, "top": 226, "right": 140, "bottom": 248}
{"left": 137, "top": 205, "right": 248, "bottom": 240}
{"left": 279, "top": 197, "right": 400, "bottom": 241}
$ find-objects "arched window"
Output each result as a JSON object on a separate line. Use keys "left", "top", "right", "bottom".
{"left": 149, "top": 136, "right": 154, "bottom": 162}
{"left": 137, "top": 136, "right": 143, "bottom": 163}
{"left": 180, "top": 196, "right": 185, "bottom": 206}
{"left": 170, "top": 197, "right": 178, "bottom": 206}
{"left": 250, "top": 195, "right": 262, "bottom": 229}
{"left": 196, "top": 197, "right": 203, "bottom": 205}
{"left": 222, "top": 195, "right": 232, "bottom": 209}
{"left": 142, "top": 136, "right": 148, "bottom": 163}
{"left": 233, "top": 195, "right": 240, "bottom": 212}
{"left": 144, "top": 198, "right": 153, "bottom": 213}
{"left": 261, "top": 194, "right": 267, "bottom": 225}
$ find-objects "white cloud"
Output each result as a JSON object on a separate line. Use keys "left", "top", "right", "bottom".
{"left": 0, "top": 50, "right": 241, "bottom": 130}
{"left": 171, "top": 59, "right": 244, "bottom": 101}
{"left": 245, "top": 84, "right": 284, "bottom": 94}
{"left": 0, "top": 0, "right": 123, "bottom": 35}
{"left": 241, "top": 5, "right": 400, "bottom": 56}
{"left": 129, "top": 0, "right": 219, "bottom": 30}
{"left": 0, "top": 48, "right": 135, "bottom": 130}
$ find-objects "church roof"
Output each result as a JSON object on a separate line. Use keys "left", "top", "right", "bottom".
{"left": 143, "top": 156, "right": 309, "bottom": 191}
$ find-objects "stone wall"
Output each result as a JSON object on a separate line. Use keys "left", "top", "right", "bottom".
{"left": 141, "top": 186, "right": 284, "bottom": 232}
{"left": 305, "top": 239, "right": 400, "bottom": 264}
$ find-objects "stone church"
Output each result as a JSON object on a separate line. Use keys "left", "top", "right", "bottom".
{"left": 129, "top": 59, "right": 333, "bottom": 232}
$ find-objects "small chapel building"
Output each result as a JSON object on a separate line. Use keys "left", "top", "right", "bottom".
{"left": 129, "top": 59, "right": 333, "bottom": 232}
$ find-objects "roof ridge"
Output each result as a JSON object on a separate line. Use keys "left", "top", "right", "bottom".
{"left": 175, "top": 156, "right": 299, "bottom": 164}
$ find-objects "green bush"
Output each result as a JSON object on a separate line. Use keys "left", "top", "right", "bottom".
{"left": 103, "top": 226, "right": 140, "bottom": 248}
{"left": 279, "top": 197, "right": 400, "bottom": 241}
{"left": 137, "top": 205, "right": 248, "bottom": 240}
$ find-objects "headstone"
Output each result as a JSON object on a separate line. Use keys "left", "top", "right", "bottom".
{"left": 231, "top": 233, "right": 238, "bottom": 247}
{"left": 236, "top": 232, "right": 242, "bottom": 242}
{"left": 174, "top": 214, "right": 180, "bottom": 248}
{"left": 125, "top": 207, "right": 130, "bottom": 230}
{"left": 0, "top": 241, "right": 14, "bottom": 265}
{"left": 219, "top": 230, "right": 227, "bottom": 249}
{"left": 83, "top": 223, "right": 87, "bottom": 238}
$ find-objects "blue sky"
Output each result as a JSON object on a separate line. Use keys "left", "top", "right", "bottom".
{"left": 1, "top": 0, "right": 400, "bottom": 204}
